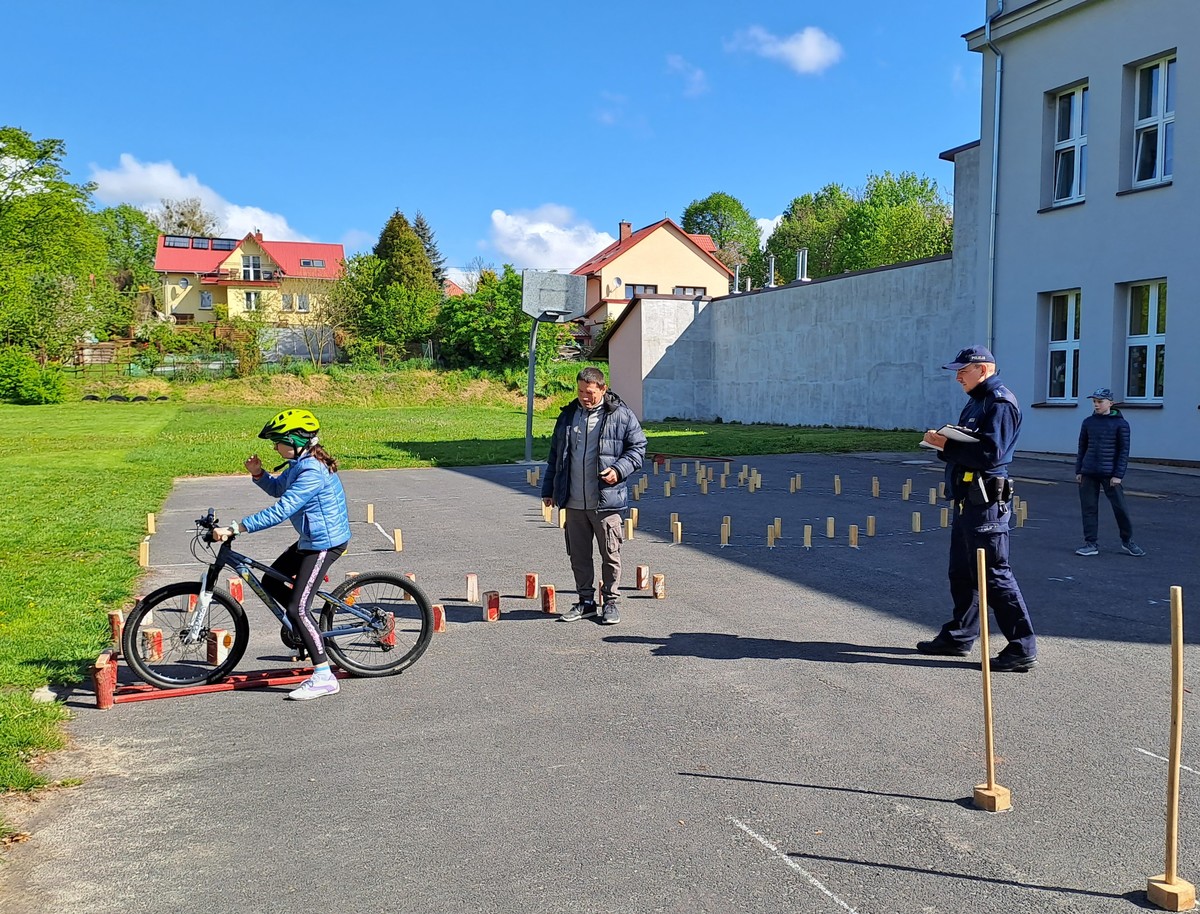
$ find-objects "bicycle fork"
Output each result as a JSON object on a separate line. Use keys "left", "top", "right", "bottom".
{"left": 183, "top": 566, "right": 220, "bottom": 645}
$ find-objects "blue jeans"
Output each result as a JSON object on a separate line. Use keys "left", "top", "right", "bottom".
{"left": 940, "top": 499, "right": 1037, "bottom": 657}
{"left": 1079, "top": 475, "right": 1133, "bottom": 544}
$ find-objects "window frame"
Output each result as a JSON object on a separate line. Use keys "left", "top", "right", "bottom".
{"left": 1052, "top": 85, "right": 1088, "bottom": 204}
{"left": 625, "top": 283, "right": 658, "bottom": 300}
{"left": 281, "top": 293, "right": 294, "bottom": 312}
{"left": 199, "top": 291, "right": 213, "bottom": 311}
{"left": 672, "top": 285, "right": 707, "bottom": 296}
{"left": 1046, "top": 289, "right": 1081, "bottom": 401}
{"left": 242, "top": 255, "right": 262, "bottom": 281}
{"left": 1132, "top": 55, "right": 1176, "bottom": 187}
{"left": 297, "top": 293, "right": 310, "bottom": 313}
{"left": 244, "top": 290, "right": 261, "bottom": 312}
{"left": 1125, "top": 280, "right": 1167, "bottom": 402}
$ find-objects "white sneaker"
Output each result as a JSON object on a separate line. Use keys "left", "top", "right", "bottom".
{"left": 287, "top": 672, "right": 340, "bottom": 701}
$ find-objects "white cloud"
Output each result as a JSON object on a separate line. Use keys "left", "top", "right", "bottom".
{"left": 666, "top": 54, "right": 709, "bottom": 97}
{"left": 340, "top": 228, "right": 375, "bottom": 255}
{"left": 726, "top": 25, "right": 843, "bottom": 75}
{"left": 489, "top": 205, "right": 615, "bottom": 271}
{"left": 89, "top": 153, "right": 310, "bottom": 241}
{"left": 756, "top": 215, "right": 783, "bottom": 248}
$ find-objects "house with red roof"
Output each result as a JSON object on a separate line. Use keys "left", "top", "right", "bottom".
{"left": 153, "top": 231, "right": 345, "bottom": 325}
{"left": 569, "top": 219, "right": 733, "bottom": 347}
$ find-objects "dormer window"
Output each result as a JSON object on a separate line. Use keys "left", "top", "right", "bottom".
{"left": 299, "top": 258, "right": 326, "bottom": 268}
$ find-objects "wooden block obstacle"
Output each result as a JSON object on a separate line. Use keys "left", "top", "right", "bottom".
{"left": 929, "top": 487, "right": 938, "bottom": 505}
{"left": 630, "top": 507, "right": 639, "bottom": 528}
{"left": 432, "top": 604, "right": 447, "bottom": 633}
{"left": 672, "top": 521, "right": 682, "bottom": 544}
{"left": 138, "top": 537, "right": 150, "bottom": 568}
{"left": 912, "top": 512, "right": 922, "bottom": 533}
{"left": 652, "top": 573, "right": 666, "bottom": 599}
{"left": 140, "top": 628, "right": 163, "bottom": 663}
{"left": 720, "top": 522, "right": 729, "bottom": 545}
{"left": 482, "top": 590, "right": 501, "bottom": 622}
{"left": 635, "top": 566, "right": 650, "bottom": 590}
{"left": 773, "top": 517, "right": 782, "bottom": 538}
{"left": 664, "top": 482, "right": 672, "bottom": 497}
{"left": 872, "top": 476, "right": 880, "bottom": 498}
{"left": 108, "top": 611, "right": 124, "bottom": 650}
{"left": 91, "top": 649, "right": 118, "bottom": 710}
{"left": 558, "top": 507, "right": 567, "bottom": 528}
{"left": 540, "top": 585, "right": 557, "bottom": 614}
{"left": 403, "top": 572, "right": 417, "bottom": 600}
{"left": 228, "top": 576, "right": 244, "bottom": 602}
{"left": 465, "top": 573, "right": 480, "bottom": 603}
{"left": 206, "top": 629, "right": 233, "bottom": 665}
{"left": 826, "top": 517, "right": 835, "bottom": 539}
{"left": 867, "top": 515, "right": 876, "bottom": 537}
{"left": 849, "top": 525, "right": 859, "bottom": 548}
{"left": 767, "top": 526, "right": 776, "bottom": 548}
{"left": 624, "top": 517, "right": 634, "bottom": 540}
{"left": 834, "top": 474, "right": 841, "bottom": 495}
{"left": 804, "top": 525, "right": 812, "bottom": 549}
{"left": 366, "top": 503, "right": 374, "bottom": 524}
{"left": 524, "top": 573, "right": 539, "bottom": 599}
{"left": 146, "top": 512, "right": 156, "bottom": 534}
{"left": 394, "top": 529, "right": 403, "bottom": 552}
{"left": 941, "top": 507, "right": 949, "bottom": 528}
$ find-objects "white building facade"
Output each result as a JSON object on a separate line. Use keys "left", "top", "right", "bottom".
{"left": 968, "top": 0, "right": 1195, "bottom": 459}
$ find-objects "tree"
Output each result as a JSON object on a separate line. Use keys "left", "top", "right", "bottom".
{"left": 92, "top": 204, "right": 160, "bottom": 292}
{"left": 461, "top": 255, "right": 495, "bottom": 294}
{"left": 681, "top": 192, "right": 760, "bottom": 279}
{"left": 327, "top": 252, "right": 440, "bottom": 359}
{"left": 373, "top": 209, "right": 437, "bottom": 293}
{"left": 436, "top": 265, "right": 567, "bottom": 369}
{"left": 835, "top": 172, "right": 952, "bottom": 273}
{"left": 412, "top": 211, "right": 447, "bottom": 288}
{"left": 764, "top": 183, "right": 856, "bottom": 281}
{"left": 151, "top": 196, "right": 219, "bottom": 236}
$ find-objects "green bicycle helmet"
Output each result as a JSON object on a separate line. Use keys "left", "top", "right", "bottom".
{"left": 258, "top": 408, "right": 320, "bottom": 449}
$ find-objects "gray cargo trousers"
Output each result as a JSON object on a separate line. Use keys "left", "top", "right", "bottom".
{"left": 564, "top": 508, "right": 623, "bottom": 603}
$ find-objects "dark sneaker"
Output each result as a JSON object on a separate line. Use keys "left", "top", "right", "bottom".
{"left": 1121, "top": 541, "right": 1146, "bottom": 557}
{"left": 600, "top": 600, "right": 620, "bottom": 625}
{"left": 1075, "top": 543, "right": 1099, "bottom": 556}
{"left": 989, "top": 652, "right": 1037, "bottom": 673}
{"left": 559, "top": 600, "right": 595, "bottom": 623}
{"left": 916, "top": 638, "right": 970, "bottom": 657}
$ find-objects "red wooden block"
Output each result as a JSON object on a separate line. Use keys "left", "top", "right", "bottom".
{"left": 635, "top": 565, "right": 650, "bottom": 590}
{"left": 482, "top": 590, "right": 501, "bottom": 622}
{"left": 228, "top": 576, "right": 244, "bottom": 602}
{"left": 525, "top": 573, "right": 539, "bottom": 599}
{"left": 91, "top": 649, "right": 118, "bottom": 710}
{"left": 432, "top": 604, "right": 447, "bottom": 633}
{"left": 541, "top": 584, "right": 557, "bottom": 615}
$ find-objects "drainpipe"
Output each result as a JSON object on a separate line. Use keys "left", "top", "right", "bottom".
{"left": 984, "top": 0, "right": 1004, "bottom": 350}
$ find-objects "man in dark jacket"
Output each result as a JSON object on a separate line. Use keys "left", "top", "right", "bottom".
{"left": 542, "top": 367, "right": 647, "bottom": 624}
{"left": 917, "top": 345, "right": 1038, "bottom": 672}
{"left": 1075, "top": 387, "right": 1145, "bottom": 557}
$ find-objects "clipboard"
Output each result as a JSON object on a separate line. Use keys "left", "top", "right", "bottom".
{"left": 919, "top": 424, "right": 979, "bottom": 449}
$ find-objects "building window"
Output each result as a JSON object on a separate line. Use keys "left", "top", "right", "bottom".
{"left": 164, "top": 235, "right": 189, "bottom": 248}
{"left": 281, "top": 293, "right": 294, "bottom": 312}
{"left": 1133, "top": 55, "right": 1176, "bottom": 186}
{"left": 199, "top": 291, "right": 213, "bottom": 310}
{"left": 191, "top": 238, "right": 210, "bottom": 249}
{"left": 1126, "top": 281, "right": 1166, "bottom": 400}
{"left": 1046, "top": 290, "right": 1081, "bottom": 400}
{"left": 244, "top": 291, "right": 261, "bottom": 312}
{"left": 212, "top": 238, "right": 237, "bottom": 251}
{"left": 299, "top": 258, "right": 326, "bottom": 269}
{"left": 673, "top": 286, "right": 707, "bottom": 296}
{"left": 625, "top": 283, "right": 657, "bottom": 299}
{"left": 297, "top": 293, "right": 310, "bottom": 313}
{"left": 1053, "top": 86, "right": 1088, "bottom": 203}
{"left": 242, "top": 256, "right": 262, "bottom": 281}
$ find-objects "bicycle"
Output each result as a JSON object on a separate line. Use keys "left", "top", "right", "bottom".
{"left": 121, "top": 510, "right": 433, "bottom": 688}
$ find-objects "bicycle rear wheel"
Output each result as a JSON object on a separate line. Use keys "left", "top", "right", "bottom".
{"left": 122, "top": 582, "right": 249, "bottom": 688}
{"left": 321, "top": 572, "right": 432, "bottom": 676}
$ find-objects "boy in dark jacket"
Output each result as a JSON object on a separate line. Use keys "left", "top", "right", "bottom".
{"left": 1075, "top": 387, "right": 1145, "bottom": 556}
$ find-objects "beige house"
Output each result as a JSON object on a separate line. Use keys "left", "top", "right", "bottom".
{"left": 570, "top": 219, "right": 733, "bottom": 347}
{"left": 154, "top": 231, "right": 345, "bottom": 326}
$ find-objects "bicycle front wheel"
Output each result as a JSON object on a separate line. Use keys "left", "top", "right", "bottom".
{"left": 122, "top": 582, "right": 249, "bottom": 688}
{"left": 321, "top": 572, "right": 433, "bottom": 677}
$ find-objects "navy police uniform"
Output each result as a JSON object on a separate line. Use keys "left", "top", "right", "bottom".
{"left": 925, "top": 348, "right": 1038, "bottom": 666}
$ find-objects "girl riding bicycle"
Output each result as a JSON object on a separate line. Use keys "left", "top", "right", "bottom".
{"left": 214, "top": 408, "right": 351, "bottom": 700}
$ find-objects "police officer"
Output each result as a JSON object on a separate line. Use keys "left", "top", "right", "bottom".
{"left": 917, "top": 345, "right": 1038, "bottom": 672}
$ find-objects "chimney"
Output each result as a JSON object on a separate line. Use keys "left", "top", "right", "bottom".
{"left": 619, "top": 221, "right": 631, "bottom": 241}
{"left": 254, "top": 229, "right": 263, "bottom": 243}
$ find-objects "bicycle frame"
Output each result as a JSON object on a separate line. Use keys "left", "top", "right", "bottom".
{"left": 184, "top": 537, "right": 384, "bottom": 646}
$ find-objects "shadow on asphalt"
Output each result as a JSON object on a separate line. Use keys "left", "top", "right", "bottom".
{"left": 603, "top": 634, "right": 974, "bottom": 670}
{"left": 678, "top": 770, "right": 966, "bottom": 805}
{"left": 787, "top": 852, "right": 1151, "bottom": 905}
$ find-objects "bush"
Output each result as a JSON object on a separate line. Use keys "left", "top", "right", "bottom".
{"left": 0, "top": 348, "right": 66, "bottom": 404}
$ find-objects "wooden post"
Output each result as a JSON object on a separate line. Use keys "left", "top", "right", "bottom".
{"left": 723, "top": 514, "right": 732, "bottom": 532}
{"left": 540, "top": 585, "right": 557, "bottom": 614}
{"left": 767, "top": 526, "right": 775, "bottom": 548}
{"left": 524, "top": 573, "right": 539, "bottom": 599}
{"left": 402, "top": 572, "right": 417, "bottom": 600}
{"left": 665, "top": 458, "right": 672, "bottom": 472}
{"left": 826, "top": 517, "right": 835, "bottom": 539}
{"left": 228, "top": 576, "right": 244, "bottom": 602}
{"left": 1147, "top": 586, "right": 1196, "bottom": 911}
{"left": 834, "top": 475, "right": 841, "bottom": 495}
{"left": 929, "top": 487, "right": 938, "bottom": 505}
{"left": 670, "top": 512, "right": 679, "bottom": 528}
{"left": 672, "top": 521, "right": 682, "bottom": 544}
{"left": 700, "top": 477, "right": 709, "bottom": 495}
{"left": 624, "top": 517, "right": 634, "bottom": 540}
{"left": 558, "top": 507, "right": 567, "bottom": 527}
{"left": 773, "top": 517, "right": 782, "bottom": 538}
{"left": 107, "top": 611, "right": 124, "bottom": 655}
{"left": 940, "top": 481, "right": 947, "bottom": 499}
{"left": 720, "top": 522, "right": 729, "bottom": 546}
{"left": 465, "top": 573, "right": 479, "bottom": 603}
{"left": 482, "top": 590, "right": 501, "bottom": 622}
{"left": 872, "top": 476, "right": 880, "bottom": 498}
{"left": 91, "top": 649, "right": 118, "bottom": 710}
{"left": 393, "top": 529, "right": 403, "bottom": 552}
{"left": 138, "top": 537, "right": 150, "bottom": 568}
{"left": 146, "top": 512, "right": 156, "bottom": 534}
{"left": 206, "top": 629, "right": 233, "bottom": 665}
{"left": 901, "top": 483, "right": 910, "bottom": 501}
{"left": 669, "top": 472, "right": 676, "bottom": 486}
{"left": 664, "top": 482, "right": 672, "bottom": 497}
{"left": 720, "top": 474, "right": 727, "bottom": 489}
{"left": 789, "top": 478, "right": 796, "bottom": 494}
{"left": 630, "top": 507, "right": 639, "bottom": 528}
{"left": 653, "top": 461, "right": 660, "bottom": 475}
{"left": 724, "top": 461, "right": 732, "bottom": 475}
{"left": 973, "top": 547, "right": 1012, "bottom": 813}
{"left": 632, "top": 486, "right": 641, "bottom": 502}
{"left": 867, "top": 515, "right": 876, "bottom": 537}
{"left": 635, "top": 565, "right": 650, "bottom": 590}
{"left": 940, "top": 507, "right": 949, "bottom": 528}
{"left": 795, "top": 474, "right": 802, "bottom": 491}
{"left": 849, "top": 524, "right": 859, "bottom": 548}
{"left": 912, "top": 512, "right": 922, "bottom": 533}
{"left": 432, "top": 604, "right": 447, "bottom": 632}
{"left": 652, "top": 573, "right": 666, "bottom": 599}
{"left": 366, "top": 503, "right": 374, "bottom": 524}
{"left": 141, "top": 628, "right": 163, "bottom": 663}
{"left": 804, "top": 525, "right": 812, "bottom": 549}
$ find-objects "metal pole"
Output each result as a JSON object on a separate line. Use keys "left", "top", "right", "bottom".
{"left": 524, "top": 318, "right": 540, "bottom": 463}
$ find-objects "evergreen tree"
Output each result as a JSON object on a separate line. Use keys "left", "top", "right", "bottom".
{"left": 373, "top": 209, "right": 437, "bottom": 293}
{"left": 412, "top": 211, "right": 446, "bottom": 289}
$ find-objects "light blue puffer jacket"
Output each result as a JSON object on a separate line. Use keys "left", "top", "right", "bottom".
{"left": 240, "top": 455, "right": 351, "bottom": 550}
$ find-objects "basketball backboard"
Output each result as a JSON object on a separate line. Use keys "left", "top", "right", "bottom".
{"left": 521, "top": 270, "right": 586, "bottom": 322}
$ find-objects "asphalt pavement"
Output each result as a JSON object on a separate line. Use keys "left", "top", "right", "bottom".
{"left": 3, "top": 450, "right": 1199, "bottom": 914}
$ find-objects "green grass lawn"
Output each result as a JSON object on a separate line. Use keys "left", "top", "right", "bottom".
{"left": 0, "top": 370, "right": 919, "bottom": 815}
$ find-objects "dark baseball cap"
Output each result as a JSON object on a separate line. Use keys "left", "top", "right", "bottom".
{"left": 943, "top": 345, "right": 995, "bottom": 370}
{"left": 1089, "top": 387, "right": 1115, "bottom": 400}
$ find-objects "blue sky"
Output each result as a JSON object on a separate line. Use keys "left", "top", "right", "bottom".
{"left": 3, "top": 1, "right": 986, "bottom": 281}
